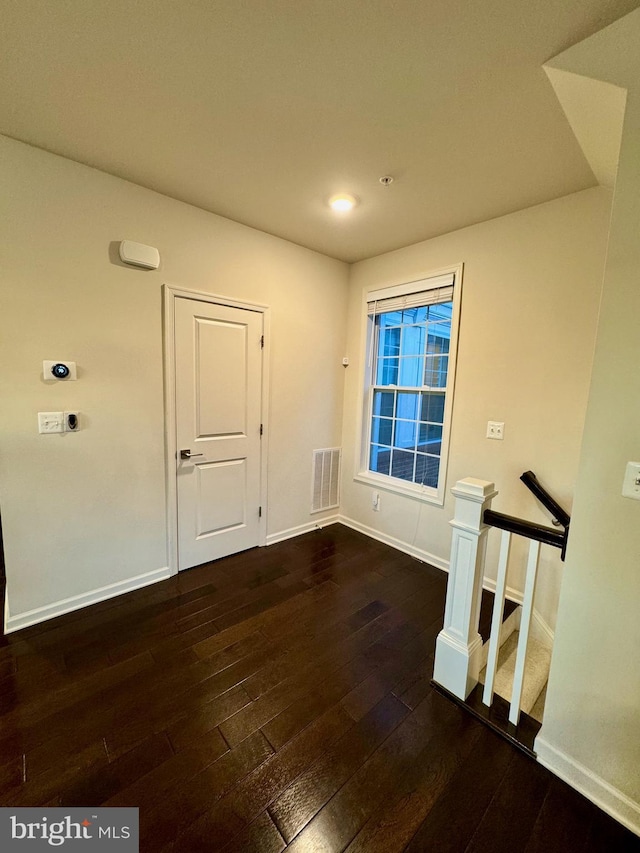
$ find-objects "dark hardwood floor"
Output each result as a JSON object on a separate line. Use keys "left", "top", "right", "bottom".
{"left": 0, "top": 524, "right": 638, "bottom": 851}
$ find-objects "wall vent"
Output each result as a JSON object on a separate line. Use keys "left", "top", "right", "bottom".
{"left": 311, "top": 447, "right": 341, "bottom": 513}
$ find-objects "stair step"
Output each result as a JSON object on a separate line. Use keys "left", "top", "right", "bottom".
{"left": 478, "top": 589, "right": 519, "bottom": 644}
{"left": 479, "top": 630, "right": 551, "bottom": 717}
{"left": 529, "top": 683, "right": 547, "bottom": 723}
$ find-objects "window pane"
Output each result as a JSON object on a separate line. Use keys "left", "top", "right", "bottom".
{"left": 402, "top": 325, "right": 425, "bottom": 357}
{"left": 415, "top": 454, "right": 440, "bottom": 488}
{"left": 427, "top": 302, "right": 452, "bottom": 322}
{"left": 421, "top": 391, "right": 445, "bottom": 423}
{"left": 381, "top": 326, "right": 401, "bottom": 356}
{"left": 370, "top": 445, "right": 391, "bottom": 475}
{"left": 419, "top": 393, "right": 428, "bottom": 422}
{"left": 394, "top": 419, "right": 416, "bottom": 450}
{"left": 397, "top": 392, "right": 419, "bottom": 420}
{"left": 424, "top": 354, "right": 449, "bottom": 388}
{"left": 376, "top": 357, "right": 398, "bottom": 385}
{"left": 378, "top": 311, "right": 403, "bottom": 327}
{"left": 427, "top": 326, "right": 450, "bottom": 354}
{"left": 371, "top": 416, "right": 393, "bottom": 445}
{"left": 418, "top": 423, "right": 442, "bottom": 453}
{"left": 373, "top": 390, "right": 395, "bottom": 417}
{"left": 399, "top": 357, "right": 423, "bottom": 386}
{"left": 391, "top": 449, "right": 415, "bottom": 481}
{"left": 405, "top": 306, "right": 427, "bottom": 324}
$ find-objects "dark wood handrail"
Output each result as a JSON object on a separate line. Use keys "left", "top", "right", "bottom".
{"left": 520, "top": 470, "right": 570, "bottom": 528}
{"left": 483, "top": 509, "right": 568, "bottom": 558}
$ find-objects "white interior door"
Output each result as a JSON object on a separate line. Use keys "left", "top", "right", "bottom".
{"left": 174, "top": 296, "right": 263, "bottom": 570}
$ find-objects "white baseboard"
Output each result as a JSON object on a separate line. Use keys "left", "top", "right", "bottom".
{"left": 266, "top": 515, "right": 340, "bottom": 546}
{"left": 535, "top": 736, "right": 640, "bottom": 838}
{"left": 481, "top": 574, "right": 523, "bottom": 606}
{"left": 531, "top": 609, "right": 555, "bottom": 649}
{"left": 337, "top": 515, "right": 449, "bottom": 572}
{"left": 282, "top": 517, "right": 556, "bottom": 650}
{"left": 4, "top": 566, "right": 172, "bottom": 634}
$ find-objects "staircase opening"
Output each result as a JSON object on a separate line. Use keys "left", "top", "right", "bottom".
{"left": 432, "top": 471, "right": 569, "bottom": 756}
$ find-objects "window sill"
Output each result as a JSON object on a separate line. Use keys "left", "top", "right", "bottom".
{"left": 353, "top": 470, "right": 445, "bottom": 506}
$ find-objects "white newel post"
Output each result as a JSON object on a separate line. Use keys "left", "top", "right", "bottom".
{"left": 433, "top": 478, "right": 497, "bottom": 700}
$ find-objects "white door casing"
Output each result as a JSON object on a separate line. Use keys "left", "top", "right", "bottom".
{"left": 164, "top": 287, "right": 268, "bottom": 572}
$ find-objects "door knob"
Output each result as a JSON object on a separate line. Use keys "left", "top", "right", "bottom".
{"left": 180, "top": 449, "right": 205, "bottom": 460}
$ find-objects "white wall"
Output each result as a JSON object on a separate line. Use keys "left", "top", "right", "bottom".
{"left": 535, "top": 9, "right": 640, "bottom": 834}
{"left": 341, "top": 187, "right": 612, "bottom": 628}
{"left": 0, "top": 136, "right": 348, "bottom": 628}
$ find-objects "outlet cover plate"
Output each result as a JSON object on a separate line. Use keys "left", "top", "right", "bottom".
{"left": 622, "top": 461, "right": 640, "bottom": 500}
{"left": 486, "top": 421, "right": 504, "bottom": 440}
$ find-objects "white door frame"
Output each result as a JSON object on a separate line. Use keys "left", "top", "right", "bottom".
{"left": 163, "top": 284, "right": 270, "bottom": 576}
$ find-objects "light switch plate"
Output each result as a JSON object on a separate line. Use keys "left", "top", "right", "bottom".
{"left": 622, "top": 461, "right": 640, "bottom": 500}
{"left": 38, "top": 412, "right": 65, "bottom": 434}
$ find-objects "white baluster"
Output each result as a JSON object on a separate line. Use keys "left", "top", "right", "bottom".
{"left": 483, "top": 529, "right": 512, "bottom": 707}
{"left": 433, "top": 478, "right": 497, "bottom": 700}
{"left": 509, "top": 538, "right": 541, "bottom": 725}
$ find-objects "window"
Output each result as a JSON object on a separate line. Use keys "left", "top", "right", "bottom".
{"left": 358, "top": 268, "right": 462, "bottom": 504}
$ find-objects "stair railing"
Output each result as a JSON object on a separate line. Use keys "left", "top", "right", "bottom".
{"left": 433, "top": 473, "right": 570, "bottom": 725}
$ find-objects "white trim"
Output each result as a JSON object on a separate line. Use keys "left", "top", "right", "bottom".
{"left": 162, "top": 284, "right": 270, "bottom": 574}
{"left": 162, "top": 283, "right": 270, "bottom": 312}
{"left": 4, "top": 567, "right": 171, "bottom": 634}
{"left": 331, "top": 518, "right": 552, "bottom": 633}
{"left": 4, "top": 586, "right": 10, "bottom": 635}
{"left": 481, "top": 573, "right": 524, "bottom": 605}
{"left": 266, "top": 515, "right": 340, "bottom": 546}
{"left": 531, "top": 608, "right": 555, "bottom": 649}
{"left": 163, "top": 285, "right": 179, "bottom": 576}
{"left": 337, "top": 514, "right": 449, "bottom": 571}
{"left": 353, "top": 471, "right": 445, "bottom": 505}
{"left": 535, "top": 737, "right": 640, "bottom": 838}
{"left": 359, "top": 264, "right": 466, "bottom": 297}
{"left": 354, "top": 262, "right": 464, "bottom": 508}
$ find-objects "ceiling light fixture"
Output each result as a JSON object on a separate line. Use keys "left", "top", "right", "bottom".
{"left": 329, "top": 193, "right": 357, "bottom": 212}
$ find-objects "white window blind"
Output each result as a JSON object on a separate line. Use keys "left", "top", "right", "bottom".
{"left": 366, "top": 273, "right": 454, "bottom": 315}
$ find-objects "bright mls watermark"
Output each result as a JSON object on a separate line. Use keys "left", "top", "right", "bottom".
{"left": 0, "top": 808, "right": 138, "bottom": 850}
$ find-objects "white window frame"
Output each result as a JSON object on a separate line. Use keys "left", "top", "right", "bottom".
{"left": 354, "top": 264, "right": 463, "bottom": 506}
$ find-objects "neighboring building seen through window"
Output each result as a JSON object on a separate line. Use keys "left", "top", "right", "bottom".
{"left": 360, "top": 268, "right": 461, "bottom": 503}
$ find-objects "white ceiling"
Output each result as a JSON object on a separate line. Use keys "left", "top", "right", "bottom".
{"left": 1, "top": 0, "right": 638, "bottom": 263}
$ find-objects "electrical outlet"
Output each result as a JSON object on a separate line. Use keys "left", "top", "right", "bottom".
{"left": 486, "top": 421, "right": 504, "bottom": 440}
{"left": 64, "top": 411, "right": 79, "bottom": 431}
{"left": 622, "top": 461, "right": 640, "bottom": 500}
{"left": 372, "top": 491, "right": 380, "bottom": 512}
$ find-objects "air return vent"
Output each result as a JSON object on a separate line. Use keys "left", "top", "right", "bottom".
{"left": 311, "top": 448, "right": 341, "bottom": 513}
